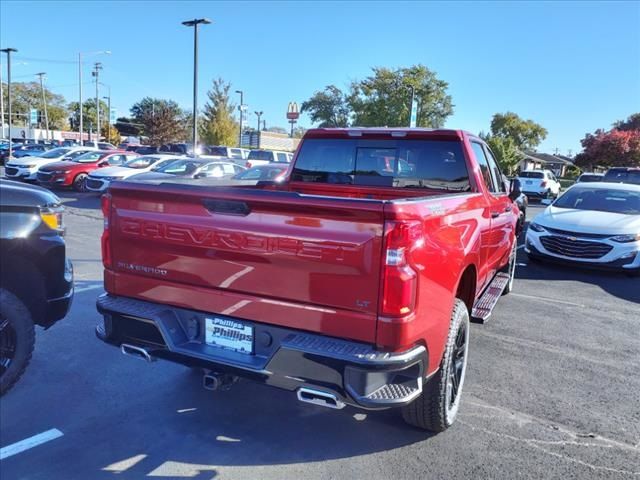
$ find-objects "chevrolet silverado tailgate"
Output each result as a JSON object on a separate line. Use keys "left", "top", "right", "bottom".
{"left": 105, "top": 183, "right": 385, "bottom": 342}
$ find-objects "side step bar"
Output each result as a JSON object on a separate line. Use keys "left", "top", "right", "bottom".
{"left": 471, "top": 272, "right": 510, "bottom": 323}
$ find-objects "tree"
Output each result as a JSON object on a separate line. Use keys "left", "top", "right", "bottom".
{"left": 69, "top": 99, "right": 109, "bottom": 135}
{"left": 2, "top": 81, "right": 69, "bottom": 130}
{"left": 480, "top": 133, "right": 523, "bottom": 175}
{"left": 574, "top": 129, "right": 640, "bottom": 169}
{"left": 114, "top": 116, "right": 143, "bottom": 137}
{"left": 101, "top": 124, "right": 121, "bottom": 145}
{"left": 489, "top": 112, "right": 548, "bottom": 150}
{"left": 292, "top": 126, "right": 307, "bottom": 138}
{"left": 301, "top": 85, "right": 350, "bottom": 127}
{"left": 130, "top": 97, "right": 186, "bottom": 146}
{"left": 614, "top": 113, "right": 640, "bottom": 132}
{"left": 348, "top": 65, "right": 453, "bottom": 128}
{"left": 199, "top": 78, "right": 239, "bottom": 146}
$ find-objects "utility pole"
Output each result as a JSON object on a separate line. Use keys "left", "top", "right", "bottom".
{"left": 182, "top": 18, "right": 212, "bottom": 157}
{"left": 236, "top": 90, "right": 244, "bottom": 147}
{"left": 0, "top": 58, "right": 4, "bottom": 139}
{"left": 92, "top": 62, "right": 102, "bottom": 143}
{"left": 262, "top": 119, "right": 266, "bottom": 131}
{"left": 36, "top": 72, "right": 50, "bottom": 140}
{"left": 78, "top": 52, "right": 83, "bottom": 145}
{"left": 1, "top": 48, "right": 17, "bottom": 157}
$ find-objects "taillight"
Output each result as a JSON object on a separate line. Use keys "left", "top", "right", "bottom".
{"left": 540, "top": 181, "right": 547, "bottom": 188}
{"left": 101, "top": 193, "right": 112, "bottom": 268}
{"left": 380, "top": 221, "right": 423, "bottom": 317}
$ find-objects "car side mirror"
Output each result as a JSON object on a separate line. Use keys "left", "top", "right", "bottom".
{"left": 508, "top": 178, "right": 522, "bottom": 202}
{"left": 540, "top": 198, "right": 553, "bottom": 206}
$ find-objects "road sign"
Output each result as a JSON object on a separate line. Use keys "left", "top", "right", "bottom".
{"left": 286, "top": 102, "right": 299, "bottom": 120}
{"left": 409, "top": 98, "right": 418, "bottom": 128}
{"left": 109, "top": 108, "right": 117, "bottom": 123}
{"left": 30, "top": 108, "right": 38, "bottom": 126}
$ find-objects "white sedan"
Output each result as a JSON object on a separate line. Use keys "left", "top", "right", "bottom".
{"left": 525, "top": 182, "right": 640, "bottom": 275}
{"left": 85, "top": 154, "right": 179, "bottom": 193}
{"left": 4, "top": 147, "right": 98, "bottom": 181}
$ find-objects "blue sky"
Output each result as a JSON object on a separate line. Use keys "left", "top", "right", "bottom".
{"left": 1, "top": 0, "right": 638, "bottom": 153}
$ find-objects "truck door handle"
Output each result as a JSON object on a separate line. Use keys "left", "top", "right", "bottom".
{"left": 491, "top": 212, "right": 501, "bottom": 218}
{"left": 504, "top": 205, "right": 512, "bottom": 213}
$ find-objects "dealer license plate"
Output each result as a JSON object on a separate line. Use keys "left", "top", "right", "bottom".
{"left": 205, "top": 317, "right": 254, "bottom": 354}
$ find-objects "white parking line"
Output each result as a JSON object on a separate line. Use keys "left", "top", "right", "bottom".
{"left": 510, "top": 292, "right": 584, "bottom": 307}
{"left": 0, "top": 428, "right": 64, "bottom": 460}
{"left": 74, "top": 285, "right": 103, "bottom": 294}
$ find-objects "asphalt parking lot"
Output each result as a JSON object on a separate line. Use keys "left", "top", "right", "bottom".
{"left": 1, "top": 189, "right": 639, "bottom": 480}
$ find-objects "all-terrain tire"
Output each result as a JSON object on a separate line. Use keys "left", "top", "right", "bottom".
{"left": 0, "top": 289, "right": 36, "bottom": 396}
{"left": 401, "top": 299, "right": 470, "bottom": 431}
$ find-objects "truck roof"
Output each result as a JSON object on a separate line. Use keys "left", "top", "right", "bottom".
{"left": 304, "top": 127, "right": 470, "bottom": 140}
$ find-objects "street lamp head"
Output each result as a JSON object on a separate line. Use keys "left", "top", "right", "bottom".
{"left": 1, "top": 47, "right": 18, "bottom": 53}
{"left": 182, "top": 18, "right": 212, "bottom": 26}
{"left": 235, "top": 90, "right": 243, "bottom": 94}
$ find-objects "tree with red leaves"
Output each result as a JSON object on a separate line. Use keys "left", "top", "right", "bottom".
{"left": 575, "top": 116, "right": 640, "bottom": 169}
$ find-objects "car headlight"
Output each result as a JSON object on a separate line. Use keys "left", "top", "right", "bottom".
{"left": 52, "top": 170, "right": 68, "bottom": 174}
{"left": 528, "top": 222, "right": 547, "bottom": 233}
{"left": 610, "top": 233, "right": 640, "bottom": 243}
{"left": 106, "top": 176, "right": 123, "bottom": 181}
{"left": 22, "top": 164, "right": 37, "bottom": 168}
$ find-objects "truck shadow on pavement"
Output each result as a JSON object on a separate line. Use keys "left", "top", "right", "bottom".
{"left": 88, "top": 372, "right": 435, "bottom": 478}
{"left": 55, "top": 190, "right": 102, "bottom": 210}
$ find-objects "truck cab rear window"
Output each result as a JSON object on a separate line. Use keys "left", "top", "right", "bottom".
{"left": 291, "top": 139, "right": 470, "bottom": 191}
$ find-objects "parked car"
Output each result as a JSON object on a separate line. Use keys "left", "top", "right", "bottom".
{"left": 158, "top": 143, "right": 195, "bottom": 156}
{"left": 36, "top": 151, "right": 139, "bottom": 192}
{"left": 4, "top": 147, "right": 99, "bottom": 182}
{"left": 576, "top": 172, "right": 604, "bottom": 183}
{"left": 127, "top": 145, "right": 159, "bottom": 155}
{"left": 203, "top": 146, "right": 249, "bottom": 161}
{"left": 85, "top": 154, "right": 178, "bottom": 193}
{"left": 603, "top": 167, "right": 640, "bottom": 185}
{"left": 11, "top": 144, "right": 53, "bottom": 158}
{"left": 84, "top": 141, "right": 118, "bottom": 150}
{"left": 525, "top": 182, "right": 640, "bottom": 275}
{"left": 0, "top": 142, "right": 23, "bottom": 164}
{"left": 229, "top": 163, "right": 289, "bottom": 184}
{"left": 245, "top": 149, "right": 293, "bottom": 168}
{"left": 96, "top": 127, "right": 522, "bottom": 432}
{"left": 128, "top": 158, "right": 245, "bottom": 183}
{"left": 0, "top": 179, "right": 73, "bottom": 394}
{"left": 516, "top": 169, "right": 561, "bottom": 200}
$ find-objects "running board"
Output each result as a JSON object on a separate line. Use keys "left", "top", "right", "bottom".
{"left": 471, "top": 272, "right": 510, "bottom": 323}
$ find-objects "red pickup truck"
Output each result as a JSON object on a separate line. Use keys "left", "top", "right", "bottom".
{"left": 96, "top": 128, "right": 522, "bottom": 431}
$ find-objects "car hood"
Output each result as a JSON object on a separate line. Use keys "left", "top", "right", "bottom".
{"left": 39, "top": 161, "right": 79, "bottom": 172}
{"left": 7, "top": 156, "right": 63, "bottom": 166}
{"left": 89, "top": 166, "right": 139, "bottom": 178}
{"left": 0, "top": 179, "right": 61, "bottom": 207}
{"left": 536, "top": 206, "right": 640, "bottom": 235}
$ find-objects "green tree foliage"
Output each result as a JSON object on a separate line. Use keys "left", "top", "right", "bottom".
{"left": 613, "top": 113, "right": 640, "bottom": 132}
{"left": 265, "top": 126, "right": 288, "bottom": 135}
{"left": 489, "top": 112, "right": 548, "bottom": 150}
{"left": 349, "top": 65, "right": 453, "bottom": 128}
{"left": 2, "top": 81, "right": 69, "bottom": 130}
{"left": 301, "top": 85, "right": 350, "bottom": 127}
{"left": 199, "top": 78, "right": 239, "bottom": 146}
{"left": 69, "top": 99, "right": 109, "bottom": 133}
{"left": 130, "top": 97, "right": 186, "bottom": 146}
{"left": 480, "top": 133, "right": 523, "bottom": 176}
{"left": 114, "top": 116, "right": 143, "bottom": 137}
{"left": 292, "top": 126, "right": 307, "bottom": 138}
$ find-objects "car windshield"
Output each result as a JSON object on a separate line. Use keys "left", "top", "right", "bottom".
{"left": 519, "top": 171, "right": 544, "bottom": 179}
{"left": 151, "top": 159, "right": 202, "bottom": 174}
{"left": 207, "top": 147, "right": 228, "bottom": 156}
{"left": 72, "top": 151, "right": 104, "bottom": 163}
{"left": 39, "top": 147, "right": 72, "bottom": 158}
{"left": 291, "top": 139, "right": 470, "bottom": 190}
{"left": 553, "top": 187, "right": 640, "bottom": 215}
{"left": 248, "top": 150, "right": 273, "bottom": 161}
{"left": 578, "top": 174, "right": 603, "bottom": 182}
{"left": 234, "top": 165, "right": 287, "bottom": 180}
{"left": 123, "top": 156, "right": 159, "bottom": 169}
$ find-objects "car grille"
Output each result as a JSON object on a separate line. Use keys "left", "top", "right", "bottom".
{"left": 543, "top": 226, "right": 611, "bottom": 239}
{"left": 5, "top": 167, "right": 19, "bottom": 176}
{"left": 86, "top": 178, "right": 104, "bottom": 189}
{"left": 540, "top": 235, "right": 612, "bottom": 259}
{"left": 37, "top": 171, "right": 53, "bottom": 182}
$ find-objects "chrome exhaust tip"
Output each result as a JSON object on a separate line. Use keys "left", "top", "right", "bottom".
{"left": 120, "top": 343, "right": 154, "bottom": 363}
{"left": 297, "top": 387, "right": 345, "bottom": 409}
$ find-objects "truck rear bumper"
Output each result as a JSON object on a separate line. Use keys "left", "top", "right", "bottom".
{"left": 96, "top": 293, "right": 428, "bottom": 410}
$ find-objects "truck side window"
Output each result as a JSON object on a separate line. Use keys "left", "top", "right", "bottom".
{"left": 483, "top": 146, "right": 507, "bottom": 193}
{"left": 470, "top": 142, "right": 496, "bottom": 192}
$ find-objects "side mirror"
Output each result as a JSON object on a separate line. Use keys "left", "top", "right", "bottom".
{"left": 540, "top": 198, "right": 553, "bottom": 206}
{"left": 508, "top": 178, "right": 522, "bottom": 202}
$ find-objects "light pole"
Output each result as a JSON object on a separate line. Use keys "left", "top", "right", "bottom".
{"left": 35, "top": 72, "right": 50, "bottom": 140}
{"left": 92, "top": 62, "right": 103, "bottom": 143}
{"left": 235, "top": 90, "right": 244, "bottom": 147}
{"left": 407, "top": 85, "right": 415, "bottom": 127}
{"left": 182, "top": 18, "right": 211, "bottom": 157}
{"left": 78, "top": 50, "right": 110, "bottom": 145}
{"left": 254, "top": 111, "right": 263, "bottom": 132}
{"left": 1, "top": 48, "right": 17, "bottom": 157}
